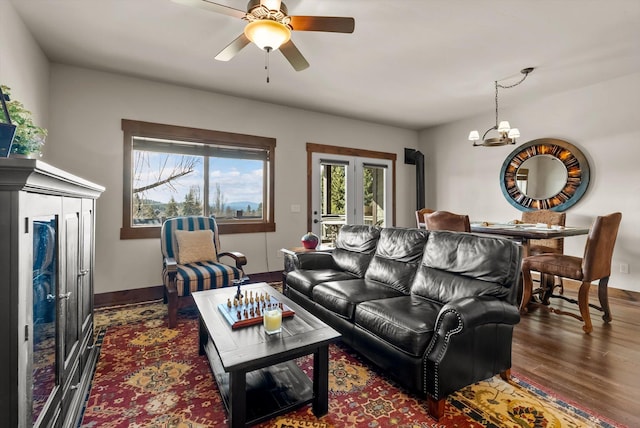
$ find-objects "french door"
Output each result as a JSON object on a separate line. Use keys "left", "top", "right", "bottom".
{"left": 310, "top": 152, "right": 392, "bottom": 244}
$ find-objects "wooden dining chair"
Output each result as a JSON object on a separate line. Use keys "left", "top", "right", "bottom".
{"left": 424, "top": 210, "right": 471, "bottom": 232}
{"left": 415, "top": 208, "right": 434, "bottom": 229}
{"left": 520, "top": 212, "right": 622, "bottom": 333}
{"left": 522, "top": 209, "right": 567, "bottom": 293}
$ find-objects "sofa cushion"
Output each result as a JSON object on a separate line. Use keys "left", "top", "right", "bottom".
{"left": 332, "top": 225, "right": 380, "bottom": 277}
{"left": 312, "top": 278, "right": 405, "bottom": 320}
{"left": 365, "top": 228, "right": 429, "bottom": 294}
{"left": 354, "top": 295, "right": 440, "bottom": 357}
{"left": 410, "top": 231, "right": 519, "bottom": 303}
{"left": 411, "top": 268, "right": 508, "bottom": 304}
{"left": 286, "top": 269, "right": 358, "bottom": 298}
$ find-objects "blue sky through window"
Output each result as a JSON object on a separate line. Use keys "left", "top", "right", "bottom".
{"left": 134, "top": 152, "right": 263, "bottom": 207}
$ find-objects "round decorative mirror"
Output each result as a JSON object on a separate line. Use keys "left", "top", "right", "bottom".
{"left": 500, "top": 138, "right": 590, "bottom": 211}
{"left": 516, "top": 155, "right": 568, "bottom": 199}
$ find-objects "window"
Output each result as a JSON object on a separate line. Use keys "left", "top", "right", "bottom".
{"left": 121, "top": 120, "right": 275, "bottom": 239}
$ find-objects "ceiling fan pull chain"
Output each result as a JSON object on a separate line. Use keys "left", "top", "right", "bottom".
{"left": 265, "top": 47, "right": 271, "bottom": 83}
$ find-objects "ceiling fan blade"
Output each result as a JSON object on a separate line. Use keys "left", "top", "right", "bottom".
{"left": 289, "top": 16, "right": 355, "bottom": 33}
{"left": 171, "top": 0, "right": 246, "bottom": 19}
{"left": 279, "top": 40, "right": 310, "bottom": 71}
{"left": 215, "top": 34, "right": 251, "bottom": 61}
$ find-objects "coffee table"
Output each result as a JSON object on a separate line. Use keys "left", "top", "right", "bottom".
{"left": 193, "top": 282, "right": 341, "bottom": 427}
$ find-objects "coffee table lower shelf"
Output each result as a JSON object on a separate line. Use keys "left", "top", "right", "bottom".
{"left": 204, "top": 340, "right": 314, "bottom": 426}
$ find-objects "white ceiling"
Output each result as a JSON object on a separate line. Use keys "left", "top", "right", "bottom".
{"left": 10, "top": 0, "right": 640, "bottom": 130}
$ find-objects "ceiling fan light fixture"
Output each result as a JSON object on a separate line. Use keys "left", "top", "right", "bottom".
{"left": 260, "top": 0, "right": 281, "bottom": 11}
{"left": 244, "top": 20, "right": 291, "bottom": 51}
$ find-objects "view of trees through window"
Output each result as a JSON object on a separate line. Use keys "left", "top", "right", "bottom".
{"left": 132, "top": 148, "right": 264, "bottom": 226}
{"left": 321, "top": 165, "right": 380, "bottom": 219}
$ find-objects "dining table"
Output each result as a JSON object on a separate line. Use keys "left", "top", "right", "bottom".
{"left": 469, "top": 221, "right": 591, "bottom": 310}
{"left": 469, "top": 222, "right": 590, "bottom": 257}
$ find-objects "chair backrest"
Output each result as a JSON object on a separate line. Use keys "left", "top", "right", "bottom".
{"left": 582, "top": 212, "right": 622, "bottom": 281}
{"left": 160, "top": 216, "right": 221, "bottom": 259}
{"left": 415, "top": 208, "right": 434, "bottom": 229}
{"left": 522, "top": 209, "right": 566, "bottom": 252}
{"left": 424, "top": 210, "right": 471, "bottom": 232}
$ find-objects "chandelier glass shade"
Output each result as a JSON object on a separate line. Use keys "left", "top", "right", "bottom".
{"left": 244, "top": 20, "right": 291, "bottom": 51}
{"left": 469, "top": 68, "right": 534, "bottom": 147}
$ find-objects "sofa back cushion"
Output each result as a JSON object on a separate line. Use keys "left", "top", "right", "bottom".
{"left": 410, "top": 231, "right": 521, "bottom": 305}
{"left": 332, "top": 225, "right": 381, "bottom": 277}
{"left": 365, "top": 228, "right": 429, "bottom": 294}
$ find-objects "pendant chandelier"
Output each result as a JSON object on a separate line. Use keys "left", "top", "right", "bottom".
{"left": 468, "top": 67, "right": 534, "bottom": 147}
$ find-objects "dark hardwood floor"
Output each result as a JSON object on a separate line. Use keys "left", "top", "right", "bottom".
{"left": 512, "top": 281, "right": 640, "bottom": 427}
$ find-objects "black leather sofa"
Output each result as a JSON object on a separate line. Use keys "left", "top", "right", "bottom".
{"left": 284, "top": 225, "right": 522, "bottom": 420}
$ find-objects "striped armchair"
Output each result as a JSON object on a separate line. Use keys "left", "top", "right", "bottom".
{"left": 161, "top": 216, "right": 247, "bottom": 328}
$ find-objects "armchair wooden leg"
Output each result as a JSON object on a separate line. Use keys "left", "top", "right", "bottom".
{"left": 166, "top": 286, "right": 178, "bottom": 329}
{"left": 578, "top": 281, "right": 593, "bottom": 333}
{"left": 427, "top": 396, "right": 445, "bottom": 421}
{"left": 598, "top": 276, "right": 612, "bottom": 323}
{"left": 499, "top": 369, "right": 511, "bottom": 381}
{"left": 520, "top": 268, "right": 533, "bottom": 313}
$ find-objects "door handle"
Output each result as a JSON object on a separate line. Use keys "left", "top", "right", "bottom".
{"left": 59, "top": 292, "right": 72, "bottom": 300}
{"left": 313, "top": 219, "right": 319, "bottom": 224}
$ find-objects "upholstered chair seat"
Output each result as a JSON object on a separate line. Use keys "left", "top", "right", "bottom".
{"left": 161, "top": 216, "right": 247, "bottom": 327}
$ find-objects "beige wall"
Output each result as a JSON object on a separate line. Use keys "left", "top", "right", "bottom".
{"left": 3, "top": 1, "right": 637, "bottom": 294}
{"left": 45, "top": 64, "right": 419, "bottom": 294}
{"left": 0, "top": 1, "right": 49, "bottom": 129}
{"left": 419, "top": 72, "right": 640, "bottom": 292}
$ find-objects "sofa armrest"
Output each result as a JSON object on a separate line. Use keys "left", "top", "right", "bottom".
{"left": 424, "top": 296, "right": 520, "bottom": 399}
{"left": 435, "top": 296, "right": 520, "bottom": 335}
{"left": 164, "top": 257, "right": 177, "bottom": 275}
{"left": 218, "top": 251, "right": 248, "bottom": 269}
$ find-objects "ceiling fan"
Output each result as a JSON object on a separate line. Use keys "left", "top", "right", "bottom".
{"left": 172, "top": 0, "right": 355, "bottom": 71}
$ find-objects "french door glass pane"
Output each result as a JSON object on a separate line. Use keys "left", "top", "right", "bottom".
{"left": 320, "top": 163, "right": 346, "bottom": 244}
{"left": 363, "top": 165, "right": 386, "bottom": 227}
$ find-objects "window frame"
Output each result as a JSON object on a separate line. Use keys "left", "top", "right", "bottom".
{"left": 120, "top": 119, "right": 276, "bottom": 239}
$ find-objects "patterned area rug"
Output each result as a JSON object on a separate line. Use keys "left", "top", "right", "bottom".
{"left": 83, "top": 287, "right": 625, "bottom": 428}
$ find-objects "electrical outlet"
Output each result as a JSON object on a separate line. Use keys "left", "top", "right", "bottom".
{"left": 620, "top": 263, "right": 629, "bottom": 274}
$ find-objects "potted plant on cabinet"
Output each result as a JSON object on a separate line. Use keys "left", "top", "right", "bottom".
{"left": 0, "top": 86, "right": 16, "bottom": 157}
{"left": 0, "top": 85, "right": 47, "bottom": 158}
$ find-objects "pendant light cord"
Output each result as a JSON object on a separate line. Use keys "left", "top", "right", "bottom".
{"left": 265, "top": 47, "right": 271, "bottom": 83}
{"left": 493, "top": 69, "right": 533, "bottom": 128}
